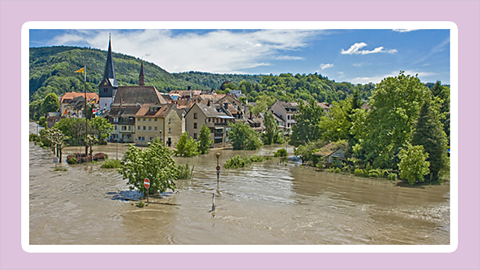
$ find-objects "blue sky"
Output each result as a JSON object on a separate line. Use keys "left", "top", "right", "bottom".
{"left": 30, "top": 29, "right": 450, "bottom": 84}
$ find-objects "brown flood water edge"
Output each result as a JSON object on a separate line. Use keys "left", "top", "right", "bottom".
{"left": 29, "top": 123, "right": 450, "bottom": 245}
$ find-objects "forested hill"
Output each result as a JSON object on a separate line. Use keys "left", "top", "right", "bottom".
{"left": 29, "top": 46, "right": 376, "bottom": 104}
{"left": 29, "top": 46, "right": 204, "bottom": 102}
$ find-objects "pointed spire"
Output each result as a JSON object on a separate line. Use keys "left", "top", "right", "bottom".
{"left": 100, "top": 35, "right": 118, "bottom": 87}
{"left": 139, "top": 61, "right": 145, "bottom": 86}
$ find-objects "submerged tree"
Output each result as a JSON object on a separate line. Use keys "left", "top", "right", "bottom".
{"left": 120, "top": 138, "right": 179, "bottom": 195}
{"left": 198, "top": 124, "right": 213, "bottom": 154}
{"left": 175, "top": 132, "right": 199, "bottom": 157}
{"left": 290, "top": 98, "right": 324, "bottom": 146}
{"left": 228, "top": 122, "right": 263, "bottom": 150}
{"left": 262, "top": 111, "right": 285, "bottom": 145}
{"left": 398, "top": 143, "right": 430, "bottom": 185}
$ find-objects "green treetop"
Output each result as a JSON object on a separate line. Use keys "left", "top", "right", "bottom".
{"left": 41, "top": 93, "right": 60, "bottom": 115}
{"left": 228, "top": 122, "right": 263, "bottom": 150}
{"left": 198, "top": 124, "right": 214, "bottom": 154}
{"left": 290, "top": 98, "right": 324, "bottom": 146}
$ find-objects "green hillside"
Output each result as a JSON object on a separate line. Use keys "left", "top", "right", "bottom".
{"left": 29, "top": 46, "right": 208, "bottom": 102}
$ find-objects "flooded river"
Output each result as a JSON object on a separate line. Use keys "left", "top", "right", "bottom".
{"left": 29, "top": 122, "right": 450, "bottom": 245}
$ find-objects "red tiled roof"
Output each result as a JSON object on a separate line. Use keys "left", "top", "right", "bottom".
{"left": 61, "top": 92, "right": 98, "bottom": 104}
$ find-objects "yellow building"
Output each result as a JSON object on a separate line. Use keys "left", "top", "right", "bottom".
{"left": 134, "top": 103, "right": 182, "bottom": 147}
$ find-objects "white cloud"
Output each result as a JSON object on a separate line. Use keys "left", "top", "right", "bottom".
{"left": 48, "top": 29, "right": 321, "bottom": 74}
{"left": 320, "top": 63, "right": 334, "bottom": 70}
{"left": 392, "top": 29, "right": 419, "bottom": 33}
{"left": 275, "top": 55, "right": 305, "bottom": 60}
{"left": 348, "top": 70, "right": 437, "bottom": 84}
{"left": 341, "top": 42, "right": 397, "bottom": 55}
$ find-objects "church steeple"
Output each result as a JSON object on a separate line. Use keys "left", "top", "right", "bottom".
{"left": 139, "top": 61, "right": 145, "bottom": 86}
{"left": 100, "top": 34, "right": 118, "bottom": 88}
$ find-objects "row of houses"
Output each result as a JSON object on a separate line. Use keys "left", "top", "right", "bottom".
{"left": 51, "top": 36, "right": 340, "bottom": 149}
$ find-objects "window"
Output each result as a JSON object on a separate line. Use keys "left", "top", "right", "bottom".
{"left": 137, "top": 126, "right": 140, "bottom": 131}
{"left": 143, "top": 118, "right": 145, "bottom": 122}
{"left": 194, "top": 113, "right": 197, "bottom": 119}
{"left": 169, "top": 128, "right": 171, "bottom": 133}
{"left": 149, "top": 126, "right": 151, "bottom": 131}
{"left": 169, "top": 118, "right": 171, "bottom": 123}
{"left": 155, "top": 118, "right": 157, "bottom": 122}
{"left": 149, "top": 118, "right": 151, "bottom": 122}
{"left": 154, "top": 126, "right": 157, "bottom": 131}
{"left": 194, "top": 123, "right": 197, "bottom": 129}
{"left": 128, "top": 126, "right": 131, "bottom": 131}
{"left": 150, "top": 137, "right": 153, "bottom": 141}
{"left": 193, "top": 133, "right": 197, "bottom": 139}
{"left": 115, "top": 125, "right": 117, "bottom": 130}
{"left": 122, "top": 126, "right": 127, "bottom": 131}
{"left": 143, "top": 126, "right": 146, "bottom": 131}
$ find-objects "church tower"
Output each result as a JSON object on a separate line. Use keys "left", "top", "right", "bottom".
{"left": 139, "top": 61, "right": 145, "bottom": 86}
{"left": 98, "top": 35, "right": 119, "bottom": 112}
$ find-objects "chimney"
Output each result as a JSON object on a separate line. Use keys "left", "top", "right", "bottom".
{"left": 250, "top": 111, "right": 253, "bottom": 120}
{"left": 207, "top": 100, "right": 211, "bottom": 107}
{"left": 224, "top": 102, "right": 228, "bottom": 109}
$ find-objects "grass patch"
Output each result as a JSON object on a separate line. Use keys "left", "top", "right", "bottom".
{"left": 224, "top": 154, "right": 270, "bottom": 169}
{"left": 177, "top": 163, "right": 194, "bottom": 179}
{"left": 54, "top": 167, "right": 67, "bottom": 171}
{"left": 101, "top": 159, "right": 123, "bottom": 169}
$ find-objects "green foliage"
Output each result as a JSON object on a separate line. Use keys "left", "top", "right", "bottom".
{"left": 38, "top": 116, "right": 47, "bottom": 128}
{"left": 54, "top": 167, "right": 68, "bottom": 171}
{"left": 176, "top": 163, "right": 194, "bottom": 179}
{"left": 120, "top": 138, "right": 179, "bottom": 195}
{"left": 29, "top": 100, "right": 42, "bottom": 121}
{"left": 354, "top": 71, "right": 432, "bottom": 169}
{"left": 290, "top": 98, "right": 324, "bottom": 146}
{"left": 411, "top": 101, "right": 448, "bottom": 181}
{"left": 335, "top": 168, "right": 341, "bottom": 173}
{"left": 368, "top": 169, "right": 383, "bottom": 178}
{"left": 101, "top": 159, "right": 123, "bottom": 168}
{"left": 274, "top": 148, "right": 288, "bottom": 157}
{"left": 318, "top": 99, "right": 352, "bottom": 142}
{"left": 41, "top": 93, "right": 60, "bottom": 115}
{"left": 175, "top": 132, "right": 199, "bottom": 157}
{"left": 315, "top": 163, "right": 325, "bottom": 171}
{"left": 251, "top": 95, "right": 276, "bottom": 115}
{"left": 67, "top": 157, "right": 77, "bottom": 164}
{"left": 198, "top": 124, "right": 213, "bottom": 154}
{"left": 293, "top": 140, "right": 326, "bottom": 163}
{"left": 89, "top": 117, "right": 114, "bottom": 144}
{"left": 327, "top": 167, "right": 335, "bottom": 173}
{"left": 29, "top": 133, "right": 38, "bottom": 142}
{"left": 224, "top": 154, "right": 270, "bottom": 169}
{"left": 388, "top": 173, "right": 397, "bottom": 181}
{"left": 227, "top": 122, "right": 263, "bottom": 150}
{"left": 398, "top": 143, "right": 430, "bottom": 185}
{"left": 354, "top": 168, "right": 368, "bottom": 177}
{"left": 135, "top": 201, "right": 145, "bottom": 208}
{"left": 262, "top": 111, "right": 285, "bottom": 145}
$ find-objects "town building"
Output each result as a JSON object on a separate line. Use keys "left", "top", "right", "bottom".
{"left": 60, "top": 92, "right": 99, "bottom": 117}
{"left": 98, "top": 36, "right": 119, "bottom": 112}
{"left": 268, "top": 101, "right": 298, "bottom": 129}
{"left": 134, "top": 103, "right": 183, "bottom": 147}
{"left": 184, "top": 102, "right": 234, "bottom": 145}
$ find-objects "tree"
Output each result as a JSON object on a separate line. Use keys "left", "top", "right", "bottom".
{"left": 120, "top": 138, "right": 179, "bottom": 195}
{"left": 411, "top": 101, "right": 448, "bottom": 181}
{"left": 290, "top": 98, "right": 324, "bottom": 146}
{"left": 318, "top": 99, "right": 352, "bottom": 143}
{"left": 228, "top": 122, "right": 263, "bottom": 150}
{"left": 398, "top": 143, "right": 430, "bottom": 185}
{"left": 85, "top": 135, "right": 98, "bottom": 161}
{"left": 41, "top": 93, "right": 60, "bottom": 115}
{"left": 89, "top": 117, "right": 113, "bottom": 144}
{"left": 356, "top": 71, "right": 431, "bottom": 169}
{"left": 198, "top": 124, "right": 213, "bottom": 154}
{"left": 175, "top": 132, "right": 199, "bottom": 157}
{"left": 262, "top": 111, "right": 284, "bottom": 145}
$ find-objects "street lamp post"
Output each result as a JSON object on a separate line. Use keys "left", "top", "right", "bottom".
{"left": 216, "top": 152, "right": 220, "bottom": 183}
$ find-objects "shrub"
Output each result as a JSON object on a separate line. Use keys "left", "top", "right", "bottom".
{"left": 29, "top": 133, "right": 38, "bottom": 142}
{"left": 354, "top": 168, "right": 363, "bottom": 177}
{"left": 274, "top": 148, "right": 288, "bottom": 157}
{"left": 67, "top": 156, "right": 77, "bottom": 164}
{"left": 342, "top": 166, "right": 350, "bottom": 173}
{"left": 327, "top": 167, "right": 335, "bottom": 173}
{"left": 101, "top": 159, "right": 123, "bottom": 169}
{"left": 224, "top": 155, "right": 269, "bottom": 169}
{"left": 335, "top": 167, "right": 341, "bottom": 173}
{"left": 136, "top": 201, "right": 145, "bottom": 208}
{"left": 368, "top": 169, "right": 382, "bottom": 178}
{"left": 315, "top": 163, "right": 325, "bottom": 171}
{"left": 93, "top": 153, "right": 106, "bottom": 161}
{"left": 177, "top": 163, "right": 194, "bottom": 179}
{"left": 54, "top": 167, "right": 67, "bottom": 171}
{"left": 388, "top": 173, "right": 397, "bottom": 181}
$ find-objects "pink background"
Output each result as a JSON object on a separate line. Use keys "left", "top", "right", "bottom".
{"left": 1, "top": 1, "right": 478, "bottom": 269}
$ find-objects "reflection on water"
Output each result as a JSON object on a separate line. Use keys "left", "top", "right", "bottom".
{"left": 29, "top": 123, "right": 450, "bottom": 245}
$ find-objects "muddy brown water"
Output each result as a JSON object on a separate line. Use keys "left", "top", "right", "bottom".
{"left": 29, "top": 122, "right": 450, "bottom": 245}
